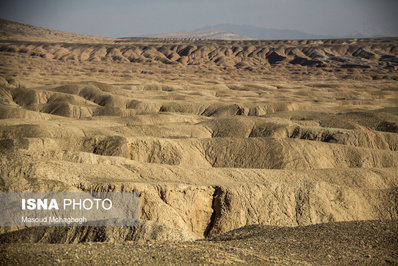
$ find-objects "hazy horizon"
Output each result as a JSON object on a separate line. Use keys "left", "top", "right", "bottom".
{"left": 0, "top": 0, "right": 397, "bottom": 38}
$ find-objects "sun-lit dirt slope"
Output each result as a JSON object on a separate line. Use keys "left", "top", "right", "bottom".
{"left": 0, "top": 18, "right": 114, "bottom": 43}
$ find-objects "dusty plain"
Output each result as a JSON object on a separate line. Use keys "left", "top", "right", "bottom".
{"left": 0, "top": 19, "right": 398, "bottom": 264}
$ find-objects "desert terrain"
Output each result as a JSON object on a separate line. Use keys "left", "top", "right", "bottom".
{"left": 0, "top": 18, "right": 398, "bottom": 264}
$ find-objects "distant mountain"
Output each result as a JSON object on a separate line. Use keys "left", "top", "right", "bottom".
{"left": 148, "top": 24, "right": 335, "bottom": 41}
{"left": 340, "top": 32, "right": 368, "bottom": 39}
{"left": 200, "top": 24, "right": 335, "bottom": 40}
{"left": 149, "top": 28, "right": 251, "bottom": 40}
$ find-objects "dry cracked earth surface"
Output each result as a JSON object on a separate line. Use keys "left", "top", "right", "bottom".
{"left": 0, "top": 18, "right": 398, "bottom": 265}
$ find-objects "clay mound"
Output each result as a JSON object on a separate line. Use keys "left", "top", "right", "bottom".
{"left": 1, "top": 83, "right": 135, "bottom": 118}
{"left": 202, "top": 138, "right": 398, "bottom": 169}
{"left": 1, "top": 145, "right": 397, "bottom": 239}
{"left": 0, "top": 105, "right": 55, "bottom": 120}
{"left": 1, "top": 27, "right": 397, "bottom": 70}
{"left": 266, "top": 109, "right": 398, "bottom": 132}
{"left": 202, "top": 116, "right": 398, "bottom": 150}
{"left": 202, "top": 117, "right": 255, "bottom": 137}
{"left": 123, "top": 137, "right": 398, "bottom": 169}
{"left": 3, "top": 82, "right": 306, "bottom": 119}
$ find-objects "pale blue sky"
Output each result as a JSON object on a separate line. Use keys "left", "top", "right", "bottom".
{"left": 0, "top": 0, "right": 397, "bottom": 37}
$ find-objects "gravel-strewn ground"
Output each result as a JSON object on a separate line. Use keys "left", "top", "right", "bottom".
{"left": 1, "top": 220, "right": 397, "bottom": 265}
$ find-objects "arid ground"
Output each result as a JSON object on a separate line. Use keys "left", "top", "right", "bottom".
{"left": 0, "top": 19, "right": 398, "bottom": 264}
